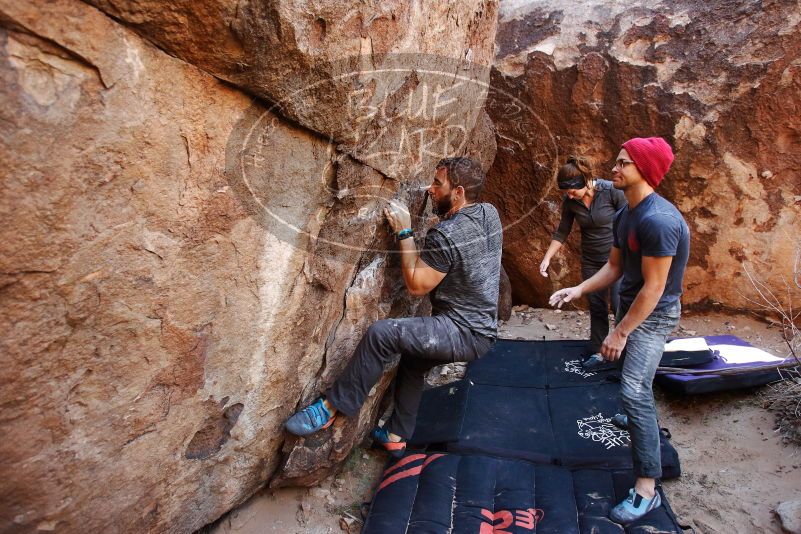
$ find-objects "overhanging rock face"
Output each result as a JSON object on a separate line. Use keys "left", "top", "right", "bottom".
{"left": 83, "top": 0, "right": 499, "bottom": 180}
{"left": 486, "top": 0, "right": 801, "bottom": 309}
{"left": 0, "top": 0, "right": 499, "bottom": 532}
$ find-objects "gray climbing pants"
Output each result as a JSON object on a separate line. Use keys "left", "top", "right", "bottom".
{"left": 326, "top": 315, "right": 494, "bottom": 439}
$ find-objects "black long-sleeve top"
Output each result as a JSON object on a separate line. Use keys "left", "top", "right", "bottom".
{"left": 551, "top": 179, "right": 627, "bottom": 267}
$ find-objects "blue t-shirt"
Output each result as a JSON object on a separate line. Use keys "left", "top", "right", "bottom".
{"left": 613, "top": 193, "right": 690, "bottom": 311}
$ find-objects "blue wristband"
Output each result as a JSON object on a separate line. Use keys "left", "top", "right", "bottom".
{"left": 396, "top": 228, "right": 414, "bottom": 241}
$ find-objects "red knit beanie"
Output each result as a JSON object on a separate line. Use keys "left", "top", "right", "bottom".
{"left": 621, "top": 137, "right": 675, "bottom": 188}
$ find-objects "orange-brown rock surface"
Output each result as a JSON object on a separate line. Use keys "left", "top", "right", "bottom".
{"left": 83, "top": 0, "right": 498, "bottom": 181}
{"left": 0, "top": 0, "right": 498, "bottom": 532}
{"left": 486, "top": 0, "right": 801, "bottom": 309}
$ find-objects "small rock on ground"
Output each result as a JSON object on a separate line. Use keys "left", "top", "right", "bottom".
{"left": 776, "top": 500, "right": 801, "bottom": 534}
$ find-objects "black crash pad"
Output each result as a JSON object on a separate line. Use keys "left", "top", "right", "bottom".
{"left": 464, "top": 339, "right": 614, "bottom": 388}
{"left": 411, "top": 341, "right": 680, "bottom": 478}
{"left": 465, "top": 338, "right": 714, "bottom": 387}
{"left": 363, "top": 452, "right": 685, "bottom": 534}
{"left": 364, "top": 339, "right": 686, "bottom": 534}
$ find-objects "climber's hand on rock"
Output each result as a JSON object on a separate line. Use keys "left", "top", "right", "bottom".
{"left": 384, "top": 199, "right": 412, "bottom": 234}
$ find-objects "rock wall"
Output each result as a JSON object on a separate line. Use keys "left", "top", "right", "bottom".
{"left": 0, "top": 0, "right": 498, "bottom": 532}
{"left": 486, "top": 0, "right": 801, "bottom": 310}
{"left": 83, "top": 0, "right": 498, "bottom": 180}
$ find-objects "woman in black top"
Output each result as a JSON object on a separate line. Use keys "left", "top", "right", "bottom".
{"left": 540, "top": 155, "right": 627, "bottom": 363}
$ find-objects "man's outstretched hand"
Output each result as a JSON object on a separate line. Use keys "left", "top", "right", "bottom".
{"left": 548, "top": 286, "right": 582, "bottom": 308}
{"left": 384, "top": 199, "right": 412, "bottom": 235}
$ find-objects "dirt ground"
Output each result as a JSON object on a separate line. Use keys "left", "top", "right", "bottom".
{"left": 203, "top": 308, "right": 800, "bottom": 534}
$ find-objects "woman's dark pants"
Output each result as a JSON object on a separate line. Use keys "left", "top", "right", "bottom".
{"left": 582, "top": 261, "right": 621, "bottom": 354}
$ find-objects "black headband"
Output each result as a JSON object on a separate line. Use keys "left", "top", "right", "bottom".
{"left": 557, "top": 175, "right": 586, "bottom": 190}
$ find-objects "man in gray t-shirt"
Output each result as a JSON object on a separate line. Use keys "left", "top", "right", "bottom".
{"left": 421, "top": 202, "right": 503, "bottom": 338}
{"left": 285, "top": 157, "right": 503, "bottom": 458}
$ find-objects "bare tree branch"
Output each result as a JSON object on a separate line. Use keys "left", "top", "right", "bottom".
{"left": 740, "top": 240, "right": 800, "bottom": 363}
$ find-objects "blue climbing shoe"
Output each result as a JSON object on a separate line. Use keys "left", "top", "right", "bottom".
{"left": 581, "top": 353, "right": 606, "bottom": 370}
{"left": 611, "top": 413, "right": 629, "bottom": 430}
{"left": 371, "top": 426, "right": 407, "bottom": 458}
{"left": 285, "top": 397, "right": 334, "bottom": 436}
{"left": 610, "top": 488, "right": 661, "bottom": 525}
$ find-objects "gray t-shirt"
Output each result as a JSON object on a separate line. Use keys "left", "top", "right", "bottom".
{"left": 419, "top": 203, "right": 503, "bottom": 339}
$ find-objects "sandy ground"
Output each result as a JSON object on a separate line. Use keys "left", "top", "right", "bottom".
{"left": 202, "top": 308, "right": 800, "bottom": 534}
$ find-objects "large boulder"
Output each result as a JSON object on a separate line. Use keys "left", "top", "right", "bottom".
{"left": 0, "top": 0, "right": 498, "bottom": 532}
{"left": 486, "top": 0, "right": 801, "bottom": 310}
{"left": 83, "top": 0, "right": 499, "bottom": 181}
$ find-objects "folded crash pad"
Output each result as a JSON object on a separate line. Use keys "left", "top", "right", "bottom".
{"left": 656, "top": 335, "right": 791, "bottom": 394}
{"left": 661, "top": 337, "right": 715, "bottom": 367}
{"left": 363, "top": 452, "right": 685, "bottom": 534}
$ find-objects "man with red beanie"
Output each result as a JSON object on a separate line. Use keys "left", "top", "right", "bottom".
{"left": 549, "top": 137, "right": 690, "bottom": 524}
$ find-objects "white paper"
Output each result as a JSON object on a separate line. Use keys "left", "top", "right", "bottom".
{"left": 664, "top": 337, "right": 710, "bottom": 352}
{"left": 710, "top": 344, "right": 784, "bottom": 364}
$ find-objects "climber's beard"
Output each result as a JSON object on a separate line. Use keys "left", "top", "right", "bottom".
{"left": 433, "top": 195, "right": 453, "bottom": 218}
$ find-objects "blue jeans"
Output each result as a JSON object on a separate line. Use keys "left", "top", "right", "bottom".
{"left": 617, "top": 301, "right": 681, "bottom": 478}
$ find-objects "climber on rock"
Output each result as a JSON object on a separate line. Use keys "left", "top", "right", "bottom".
{"left": 549, "top": 137, "right": 690, "bottom": 525}
{"left": 285, "top": 156, "right": 503, "bottom": 458}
